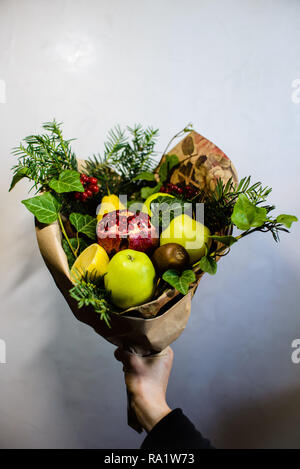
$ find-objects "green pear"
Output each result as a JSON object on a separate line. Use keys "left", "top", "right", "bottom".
{"left": 160, "top": 214, "right": 210, "bottom": 263}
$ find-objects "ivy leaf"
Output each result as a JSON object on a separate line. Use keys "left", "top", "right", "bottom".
{"left": 141, "top": 183, "right": 162, "bottom": 200}
{"left": 231, "top": 193, "right": 267, "bottom": 230}
{"left": 158, "top": 154, "right": 179, "bottom": 183}
{"left": 209, "top": 235, "right": 238, "bottom": 247}
{"left": 166, "top": 154, "right": 179, "bottom": 171}
{"left": 62, "top": 237, "right": 88, "bottom": 268}
{"left": 162, "top": 269, "right": 196, "bottom": 295}
{"left": 276, "top": 214, "right": 298, "bottom": 229}
{"left": 158, "top": 162, "right": 168, "bottom": 183}
{"left": 9, "top": 167, "right": 30, "bottom": 192}
{"left": 22, "top": 192, "right": 61, "bottom": 224}
{"left": 133, "top": 171, "right": 156, "bottom": 181}
{"left": 69, "top": 212, "right": 97, "bottom": 240}
{"left": 198, "top": 255, "right": 217, "bottom": 275}
{"left": 150, "top": 196, "right": 185, "bottom": 231}
{"left": 49, "top": 170, "right": 84, "bottom": 193}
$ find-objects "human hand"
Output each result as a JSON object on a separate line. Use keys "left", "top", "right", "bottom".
{"left": 114, "top": 346, "right": 174, "bottom": 432}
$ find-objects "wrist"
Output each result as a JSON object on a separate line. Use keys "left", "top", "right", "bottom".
{"left": 132, "top": 396, "right": 172, "bottom": 432}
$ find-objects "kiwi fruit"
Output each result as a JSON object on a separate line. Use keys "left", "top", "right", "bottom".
{"left": 152, "top": 243, "right": 190, "bottom": 274}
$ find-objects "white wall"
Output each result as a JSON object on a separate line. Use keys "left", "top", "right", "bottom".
{"left": 0, "top": 0, "right": 300, "bottom": 448}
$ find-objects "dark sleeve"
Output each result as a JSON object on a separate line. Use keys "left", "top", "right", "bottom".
{"left": 140, "top": 408, "right": 214, "bottom": 450}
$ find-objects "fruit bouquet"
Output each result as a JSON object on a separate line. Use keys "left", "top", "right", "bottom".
{"left": 10, "top": 121, "right": 297, "bottom": 431}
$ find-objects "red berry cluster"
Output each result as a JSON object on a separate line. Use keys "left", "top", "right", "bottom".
{"left": 160, "top": 183, "right": 199, "bottom": 200}
{"left": 74, "top": 174, "right": 99, "bottom": 202}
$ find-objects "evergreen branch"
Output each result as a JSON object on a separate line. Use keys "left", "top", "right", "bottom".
{"left": 103, "top": 125, "right": 127, "bottom": 162}
{"left": 10, "top": 120, "right": 78, "bottom": 192}
{"left": 85, "top": 124, "right": 159, "bottom": 197}
{"left": 196, "top": 175, "right": 295, "bottom": 241}
{"left": 69, "top": 273, "right": 113, "bottom": 327}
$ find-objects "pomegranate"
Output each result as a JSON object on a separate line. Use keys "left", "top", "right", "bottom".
{"left": 96, "top": 209, "right": 159, "bottom": 256}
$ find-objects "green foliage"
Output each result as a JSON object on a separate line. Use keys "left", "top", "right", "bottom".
{"left": 195, "top": 175, "right": 295, "bottom": 243}
{"left": 235, "top": 176, "right": 272, "bottom": 204}
{"left": 209, "top": 235, "right": 238, "bottom": 247}
{"left": 231, "top": 194, "right": 267, "bottom": 230}
{"left": 11, "top": 120, "right": 298, "bottom": 307}
{"left": 103, "top": 125, "right": 128, "bottom": 161}
{"left": 133, "top": 171, "right": 156, "bottom": 181}
{"left": 85, "top": 124, "right": 159, "bottom": 198}
{"left": 115, "top": 125, "right": 158, "bottom": 179}
{"left": 140, "top": 154, "right": 179, "bottom": 200}
{"left": 69, "top": 273, "right": 113, "bottom": 327}
{"left": 69, "top": 213, "right": 97, "bottom": 240}
{"left": 150, "top": 196, "right": 186, "bottom": 231}
{"left": 49, "top": 170, "right": 84, "bottom": 194}
{"left": 276, "top": 214, "right": 298, "bottom": 229}
{"left": 211, "top": 176, "right": 272, "bottom": 206}
{"left": 140, "top": 184, "right": 161, "bottom": 200}
{"left": 21, "top": 192, "right": 61, "bottom": 224}
{"left": 162, "top": 269, "right": 196, "bottom": 295}
{"left": 62, "top": 237, "right": 88, "bottom": 268}
{"left": 197, "top": 255, "right": 218, "bottom": 275}
{"left": 9, "top": 167, "right": 30, "bottom": 192}
{"left": 10, "top": 120, "right": 77, "bottom": 193}
{"left": 158, "top": 154, "right": 179, "bottom": 183}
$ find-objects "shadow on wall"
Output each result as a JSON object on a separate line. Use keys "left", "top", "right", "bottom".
{"left": 214, "top": 387, "right": 300, "bottom": 449}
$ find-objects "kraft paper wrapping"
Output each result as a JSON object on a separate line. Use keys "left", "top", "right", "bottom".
{"left": 35, "top": 131, "right": 238, "bottom": 355}
{"left": 35, "top": 130, "right": 238, "bottom": 433}
{"left": 35, "top": 216, "right": 194, "bottom": 355}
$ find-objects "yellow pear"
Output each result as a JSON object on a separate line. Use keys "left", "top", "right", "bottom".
{"left": 142, "top": 192, "right": 174, "bottom": 216}
{"left": 160, "top": 214, "right": 210, "bottom": 263}
{"left": 97, "top": 194, "right": 126, "bottom": 222}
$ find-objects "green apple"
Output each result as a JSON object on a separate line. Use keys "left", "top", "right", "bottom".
{"left": 104, "top": 249, "right": 156, "bottom": 309}
{"left": 160, "top": 214, "right": 210, "bottom": 263}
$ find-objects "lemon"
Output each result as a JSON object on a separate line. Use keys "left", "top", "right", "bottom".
{"left": 142, "top": 192, "right": 174, "bottom": 216}
{"left": 70, "top": 243, "right": 109, "bottom": 283}
{"left": 97, "top": 194, "right": 126, "bottom": 222}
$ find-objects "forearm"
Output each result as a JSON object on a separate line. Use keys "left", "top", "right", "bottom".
{"left": 132, "top": 396, "right": 172, "bottom": 432}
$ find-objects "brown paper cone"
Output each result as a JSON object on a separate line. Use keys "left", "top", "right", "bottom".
{"left": 35, "top": 215, "right": 194, "bottom": 354}
{"left": 35, "top": 130, "right": 238, "bottom": 352}
{"left": 35, "top": 131, "right": 238, "bottom": 431}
